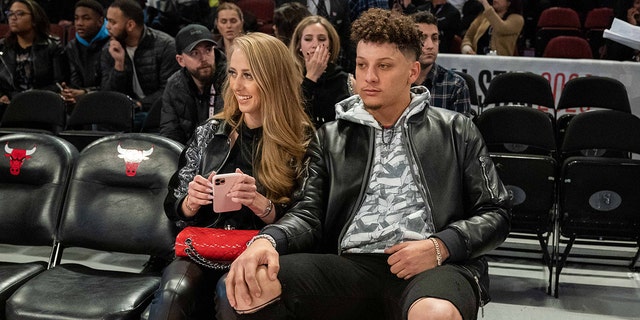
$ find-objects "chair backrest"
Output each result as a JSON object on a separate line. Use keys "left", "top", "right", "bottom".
{"left": 453, "top": 70, "right": 479, "bottom": 108}
{"left": 140, "top": 97, "right": 162, "bottom": 134}
{"left": 0, "top": 133, "right": 77, "bottom": 248}
{"left": 236, "top": 0, "right": 275, "bottom": 34}
{"left": 543, "top": 35, "right": 593, "bottom": 59}
{"left": 483, "top": 72, "right": 555, "bottom": 110}
{"left": 476, "top": 106, "right": 557, "bottom": 156}
{"left": 561, "top": 110, "right": 640, "bottom": 156}
{"left": 0, "top": 90, "right": 66, "bottom": 134}
{"left": 55, "top": 133, "right": 182, "bottom": 260}
{"left": 535, "top": 7, "right": 582, "bottom": 57}
{"left": 65, "top": 91, "right": 135, "bottom": 131}
{"left": 584, "top": 7, "right": 614, "bottom": 30}
{"left": 556, "top": 76, "right": 630, "bottom": 113}
{"left": 537, "top": 7, "right": 582, "bottom": 28}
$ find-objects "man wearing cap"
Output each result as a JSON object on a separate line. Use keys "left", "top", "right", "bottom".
{"left": 160, "top": 24, "right": 227, "bottom": 144}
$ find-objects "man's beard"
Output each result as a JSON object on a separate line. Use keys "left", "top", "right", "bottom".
{"left": 111, "top": 29, "right": 127, "bottom": 43}
{"left": 420, "top": 61, "right": 433, "bottom": 70}
{"left": 363, "top": 103, "right": 382, "bottom": 111}
{"left": 190, "top": 65, "right": 215, "bottom": 83}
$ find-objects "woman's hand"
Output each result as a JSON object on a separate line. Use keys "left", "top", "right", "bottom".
{"left": 304, "top": 44, "right": 330, "bottom": 83}
{"left": 182, "top": 172, "right": 215, "bottom": 217}
{"left": 628, "top": 6, "right": 639, "bottom": 25}
{"left": 479, "top": 0, "right": 491, "bottom": 10}
{"left": 228, "top": 169, "right": 276, "bottom": 222}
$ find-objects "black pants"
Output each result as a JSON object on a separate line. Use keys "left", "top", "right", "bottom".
{"left": 235, "top": 253, "right": 479, "bottom": 320}
{"left": 149, "top": 257, "right": 229, "bottom": 320}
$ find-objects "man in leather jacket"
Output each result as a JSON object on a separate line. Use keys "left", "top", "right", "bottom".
{"left": 62, "top": 0, "right": 110, "bottom": 104}
{"left": 224, "top": 8, "right": 510, "bottom": 320}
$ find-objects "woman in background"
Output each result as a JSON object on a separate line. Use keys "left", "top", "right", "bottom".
{"left": 149, "top": 32, "right": 314, "bottom": 320}
{"left": 290, "top": 15, "right": 352, "bottom": 128}
{"left": 0, "top": 0, "right": 65, "bottom": 105}
{"left": 214, "top": 1, "right": 244, "bottom": 57}
{"left": 461, "top": 0, "right": 524, "bottom": 56}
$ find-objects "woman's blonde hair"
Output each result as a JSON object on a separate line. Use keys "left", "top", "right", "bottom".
{"left": 219, "top": 32, "right": 313, "bottom": 204}
{"left": 289, "top": 15, "right": 341, "bottom": 72}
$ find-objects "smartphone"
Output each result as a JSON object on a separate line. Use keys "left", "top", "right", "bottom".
{"left": 213, "top": 173, "right": 243, "bottom": 213}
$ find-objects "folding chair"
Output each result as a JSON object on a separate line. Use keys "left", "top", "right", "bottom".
{"left": 476, "top": 106, "right": 558, "bottom": 293}
{"left": 555, "top": 110, "right": 640, "bottom": 297}
{"left": 535, "top": 7, "right": 583, "bottom": 57}
{"left": 58, "top": 91, "right": 135, "bottom": 151}
{"left": 0, "top": 90, "right": 66, "bottom": 136}
{"left": 483, "top": 72, "right": 555, "bottom": 116}
{"left": 555, "top": 76, "right": 631, "bottom": 149}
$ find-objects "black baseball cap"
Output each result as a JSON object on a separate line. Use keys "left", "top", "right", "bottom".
{"left": 175, "top": 24, "right": 216, "bottom": 54}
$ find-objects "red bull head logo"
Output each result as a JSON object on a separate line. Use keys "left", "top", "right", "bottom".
{"left": 4, "top": 143, "right": 36, "bottom": 176}
{"left": 117, "top": 144, "right": 154, "bottom": 177}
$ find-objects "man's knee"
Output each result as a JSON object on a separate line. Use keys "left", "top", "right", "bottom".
{"left": 408, "top": 297, "right": 462, "bottom": 320}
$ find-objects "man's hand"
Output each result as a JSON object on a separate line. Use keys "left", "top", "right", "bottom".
{"left": 226, "top": 238, "right": 280, "bottom": 308}
{"left": 384, "top": 239, "right": 449, "bottom": 280}
{"left": 108, "top": 39, "right": 126, "bottom": 71}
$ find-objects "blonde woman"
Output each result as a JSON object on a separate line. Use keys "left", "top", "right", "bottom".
{"left": 214, "top": 2, "right": 244, "bottom": 57}
{"left": 290, "top": 15, "right": 352, "bottom": 127}
{"left": 150, "top": 32, "right": 315, "bottom": 320}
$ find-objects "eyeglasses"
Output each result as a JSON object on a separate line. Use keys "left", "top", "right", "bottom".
{"left": 5, "top": 10, "right": 31, "bottom": 19}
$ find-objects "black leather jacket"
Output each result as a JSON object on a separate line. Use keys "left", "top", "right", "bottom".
{"left": 65, "top": 36, "right": 109, "bottom": 92}
{"left": 0, "top": 35, "right": 66, "bottom": 98}
{"left": 261, "top": 88, "right": 511, "bottom": 304}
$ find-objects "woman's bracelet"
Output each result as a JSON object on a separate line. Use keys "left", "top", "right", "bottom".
{"left": 184, "top": 195, "right": 197, "bottom": 213}
{"left": 430, "top": 237, "right": 442, "bottom": 266}
{"left": 257, "top": 199, "right": 273, "bottom": 218}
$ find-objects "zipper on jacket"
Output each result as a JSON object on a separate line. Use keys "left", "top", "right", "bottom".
{"left": 479, "top": 156, "right": 496, "bottom": 201}
{"left": 460, "top": 265, "right": 485, "bottom": 318}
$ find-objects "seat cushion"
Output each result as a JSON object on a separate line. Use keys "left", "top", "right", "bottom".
{"left": 0, "top": 261, "right": 47, "bottom": 302}
{"left": 6, "top": 263, "right": 160, "bottom": 320}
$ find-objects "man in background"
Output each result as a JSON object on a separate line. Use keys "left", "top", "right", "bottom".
{"left": 62, "top": 0, "right": 110, "bottom": 104}
{"left": 160, "top": 24, "right": 226, "bottom": 144}
{"left": 412, "top": 10, "right": 471, "bottom": 115}
{"left": 101, "top": 0, "right": 179, "bottom": 130}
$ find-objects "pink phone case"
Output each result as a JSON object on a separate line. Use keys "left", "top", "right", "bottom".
{"left": 213, "top": 173, "right": 243, "bottom": 213}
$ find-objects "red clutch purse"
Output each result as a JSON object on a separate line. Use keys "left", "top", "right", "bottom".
{"left": 175, "top": 227, "right": 259, "bottom": 270}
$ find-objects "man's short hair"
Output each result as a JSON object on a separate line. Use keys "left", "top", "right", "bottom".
{"left": 350, "top": 8, "right": 424, "bottom": 61}
{"left": 110, "top": 0, "right": 144, "bottom": 25}
{"left": 75, "top": 0, "right": 104, "bottom": 17}
{"left": 411, "top": 10, "right": 438, "bottom": 26}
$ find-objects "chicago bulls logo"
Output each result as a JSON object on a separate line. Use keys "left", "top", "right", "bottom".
{"left": 117, "top": 144, "right": 154, "bottom": 177}
{"left": 4, "top": 143, "right": 36, "bottom": 176}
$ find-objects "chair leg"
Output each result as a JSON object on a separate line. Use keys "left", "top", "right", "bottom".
{"left": 630, "top": 244, "right": 640, "bottom": 270}
{"left": 555, "top": 235, "right": 576, "bottom": 298}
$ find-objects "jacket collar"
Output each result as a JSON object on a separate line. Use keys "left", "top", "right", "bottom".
{"left": 335, "top": 86, "right": 430, "bottom": 129}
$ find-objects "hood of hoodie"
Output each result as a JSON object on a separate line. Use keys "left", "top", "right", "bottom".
{"left": 335, "top": 86, "right": 431, "bottom": 129}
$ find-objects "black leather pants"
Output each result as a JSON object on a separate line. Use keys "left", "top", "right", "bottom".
{"left": 148, "top": 257, "right": 226, "bottom": 320}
